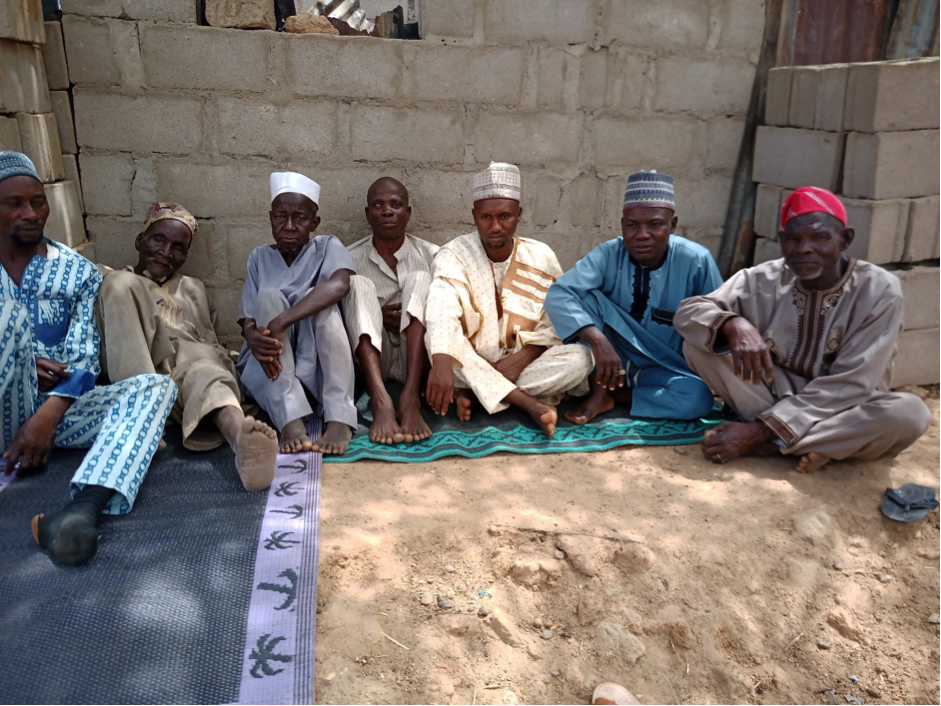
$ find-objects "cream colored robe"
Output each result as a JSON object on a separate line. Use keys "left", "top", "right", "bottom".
{"left": 425, "top": 233, "right": 592, "bottom": 413}
{"left": 675, "top": 258, "right": 930, "bottom": 459}
{"left": 96, "top": 267, "right": 242, "bottom": 450}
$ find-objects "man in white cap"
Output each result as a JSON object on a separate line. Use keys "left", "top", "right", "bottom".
{"left": 545, "top": 170, "right": 722, "bottom": 425}
{"left": 96, "top": 202, "right": 278, "bottom": 491}
{"left": 236, "top": 172, "right": 357, "bottom": 455}
{"left": 424, "top": 162, "right": 593, "bottom": 438}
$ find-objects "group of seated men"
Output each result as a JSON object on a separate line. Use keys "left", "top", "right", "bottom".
{"left": 0, "top": 148, "right": 930, "bottom": 566}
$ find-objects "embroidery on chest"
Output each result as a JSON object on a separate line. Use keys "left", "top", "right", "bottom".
{"left": 787, "top": 283, "right": 845, "bottom": 378}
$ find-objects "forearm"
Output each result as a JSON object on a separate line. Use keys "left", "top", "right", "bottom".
{"left": 241, "top": 318, "right": 257, "bottom": 338}
{"left": 36, "top": 395, "right": 74, "bottom": 427}
{"left": 271, "top": 278, "right": 350, "bottom": 332}
{"left": 576, "top": 325, "right": 608, "bottom": 349}
{"left": 509, "top": 344, "right": 546, "bottom": 368}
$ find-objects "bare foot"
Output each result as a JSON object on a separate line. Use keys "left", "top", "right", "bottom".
{"left": 280, "top": 418, "right": 313, "bottom": 454}
{"left": 797, "top": 452, "right": 830, "bottom": 473}
{"left": 700, "top": 420, "right": 780, "bottom": 463}
{"left": 369, "top": 394, "right": 405, "bottom": 445}
{"left": 506, "top": 389, "right": 558, "bottom": 438}
{"left": 565, "top": 386, "right": 615, "bottom": 425}
{"left": 312, "top": 421, "right": 353, "bottom": 455}
{"left": 397, "top": 394, "right": 431, "bottom": 443}
{"left": 234, "top": 416, "right": 278, "bottom": 491}
{"left": 455, "top": 390, "right": 475, "bottom": 422}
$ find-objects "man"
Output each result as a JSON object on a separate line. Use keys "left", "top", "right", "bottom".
{"left": 0, "top": 151, "right": 177, "bottom": 566}
{"left": 675, "top": 186, "right": 931, "bottom": 472}
{"left": 237, "top": 171, "right": 356, "bottom": 455}
{"left": 344, "top": 177, "right": 436, "bottom": 444}
{"left": 424, "top": 162, "right": 593, "bottom": 438}
{"left": 96, "top": 202, "right": 278, "bottom": 491}
{"left": 544, "top": 170, "right": 722, "bottom": 424}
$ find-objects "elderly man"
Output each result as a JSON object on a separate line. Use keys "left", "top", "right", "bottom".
{"left": 0, "top": 151, "right": 176, "bottom": 566}
{"left": 544, "top": 171, "right": 723, "bottom": 424}
{"left": 96, "top": 202, "right": 277, "bottom": 491}
{"left": 237, "top": 172, "right": 356, "bottom": 455}
{"left": 675, "top": 186, "right": 931, "bottom": 472}
{"left": 425, "top": 162, "right": 594, "bottom": 438}
{"left": 344, "top": 177, "right": 437, "bottom": 444}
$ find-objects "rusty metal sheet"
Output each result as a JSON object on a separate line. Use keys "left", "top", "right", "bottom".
{"left": 792, "top": 0, "right": 895, "bottom": 65}
{"left": 887, "top": 0, "right": 940, "bottom": 57}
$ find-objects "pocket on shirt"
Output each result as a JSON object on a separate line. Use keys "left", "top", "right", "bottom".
{"left": 30, "top": 297, "right": 69, "bottom": 346}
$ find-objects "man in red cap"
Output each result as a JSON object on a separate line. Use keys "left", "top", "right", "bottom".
{"left": 674, "top": 186, "right": 930, "bottom": 472}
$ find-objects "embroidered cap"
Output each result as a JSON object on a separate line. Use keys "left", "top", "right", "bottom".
{"left": 623, "top": 170, "right": 676, "bottom": 211}
{"left": 270, "top": 171, "right": 321, "bottom": 206}
{"left": 473, "top": 162, "right": 521, "bottom": 203}
{"left": 780, "top": 186, "right": 847, "bottom": 229}
{"left": 0, "top": 150, "right": 41, "bottom": 183}
{"left": 144, "top": 202, "right": 198, "bottom": 237}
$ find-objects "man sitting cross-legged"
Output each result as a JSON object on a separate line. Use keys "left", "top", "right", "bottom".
{"left": 675, "top": 186, "right": 931, "bottom": 473}
{"left": 424, "top": 162, "right": 594, "bottom": 438}
{"left": 343, "top": 177, "right": 437, "bottom": 444}
{"left": 545, "top": 170, "right": 723, "bottom": 424}
{"left": 237, "top": 171, "right": 357, "bottom": 456}
{"left": 0, "top": 151, "right": 177, "bottom": 566}
{"left": 96, "top": 202, "right": 277, "bottom": 491}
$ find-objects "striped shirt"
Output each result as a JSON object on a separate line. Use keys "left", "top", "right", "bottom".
{"left": 346, "top": 233, "right": 438, "bottom": 306}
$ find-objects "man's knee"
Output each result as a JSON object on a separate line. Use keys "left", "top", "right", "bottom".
{"left": 254, "top": 288, "right": 290, "bottom": 318}
{"left": 127, "top": 373, "right": 179, "bottom": 407}
{"left": 348, "top": 274, "right": 378, "bottom": 300}
{"left": 668, "top": 376, "right": 716, "bottom": 419}
{"left": 563, "top": 343, "right": 595, "bottom": 375}
{"left": 892, "top": 393, "right": 932, "bottom": 441}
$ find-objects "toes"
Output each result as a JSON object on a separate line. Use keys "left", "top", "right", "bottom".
{"left": 392, "top": 432, "right": 406, "bottom": 444}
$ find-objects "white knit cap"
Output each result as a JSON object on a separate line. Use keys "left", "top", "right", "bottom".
{"left": 473, "top": 162, "right": 521, "bottom": 202}
{"left": 270, "top": 171, "right": 321, "bottom": 206}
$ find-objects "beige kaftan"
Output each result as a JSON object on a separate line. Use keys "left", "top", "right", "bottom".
{"left": 96, "top": 268, "right": 242, "bottom": 451}
{"left": 343, "top": 233, "right": 438, "bottom": 382}
{"left": 674, "top": 258, "right": 930, "bottom": 460}
{"left": 425, "top": 233, "right": 592, "bottom": 413}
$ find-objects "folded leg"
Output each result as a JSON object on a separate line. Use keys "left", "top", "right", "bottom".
{"left": 631, "top": 364, "right": 716, "bottom": 420}
{"left": 515, "top": 343, "right": 593, "bottom": 405}
{"left": 0, "top": 300, "right": 38, "bottom": 452}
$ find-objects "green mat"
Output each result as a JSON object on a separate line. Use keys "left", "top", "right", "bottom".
{"left": 325, "top": 392, "right": 722, "bottom": 463}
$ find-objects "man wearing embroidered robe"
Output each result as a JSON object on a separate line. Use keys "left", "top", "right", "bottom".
{"left": 0, "top": 151, "right": 177, "bottom": 566}
{"left": 96, "top": 202, "right": 278, "bottom": 491}
{"left": 344, "top": 177, "right": 436, "bottom": 444}
{"left": 544, "top": 171, "right": 723, "bottom": 424}
{"left": 237, "top": 171, "right": 357, "bottom": 455}
{"left": 675, "top": 186, "right": 931, "bottom": 472}
{"left": 424, "top": 162, "right": 593, "bottom": 438}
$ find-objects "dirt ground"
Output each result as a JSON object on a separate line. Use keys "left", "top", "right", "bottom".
{"left": 315, "top": 392, "right": 941, "bottom": 706}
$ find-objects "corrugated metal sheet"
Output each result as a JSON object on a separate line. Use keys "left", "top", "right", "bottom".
{"left": 887, "top": 0, "right": 941, "bottom": 57}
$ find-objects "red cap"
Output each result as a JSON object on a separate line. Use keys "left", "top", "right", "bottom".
{"left": 780, "top": 186, "right": 847, "bottom": 230}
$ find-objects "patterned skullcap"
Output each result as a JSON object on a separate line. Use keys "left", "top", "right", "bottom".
{"left": 623, "top": 170, "right": 676, "bottom": 210}
{"left": 473, "top": 162, "right": 521, "bottom": 203}
{"left": 270, "top": 171, "right": 321, "bottom": 206}
{"left": 780, "top": 186, "right": 847, "bottom": 229}
{"left": 0, "top": 150, "right": 41, "bottom": 183}
{"left": 144, "top": 202, "right": 198, "bottom": 237}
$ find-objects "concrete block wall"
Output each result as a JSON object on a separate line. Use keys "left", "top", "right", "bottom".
{"left": 57, "top": 0, "right": 764, "bottom": 341}
{"left": 754, "top": 57, "right": 940, "bottom": 387}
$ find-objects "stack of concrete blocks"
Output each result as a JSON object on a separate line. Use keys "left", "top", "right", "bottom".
{"left": 0, "top": 0, "right": 89, "bottom": 257}
{"left": 752, "top": 57, "right": 939, "bottom": 387}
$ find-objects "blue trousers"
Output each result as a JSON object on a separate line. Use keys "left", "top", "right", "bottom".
{"left": 625, "top": 362, "right": 715, "bottom": 420}
{"left": 1, "top": 300, "right": 177, "bottom": 515}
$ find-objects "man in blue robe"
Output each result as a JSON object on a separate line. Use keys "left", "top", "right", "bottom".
{"left": 544, "top": 170, "right": 723, "bottom": 423}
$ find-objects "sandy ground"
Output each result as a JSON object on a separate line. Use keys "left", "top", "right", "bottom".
{"left": 315, "top": 393, "right": 941, "bottom": 705}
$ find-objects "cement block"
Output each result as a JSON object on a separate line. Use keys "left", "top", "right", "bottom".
{"left": 890, "top": 327, "right": 940, "bottom": 387}
{"left": 592, "top": 115, "right": 696, "bottom": 171}
{"left": 842, "top": 197, "right": 909, "bottom": 265}
{"left": 50, "top": 91, "right": 76, "bottom": 154}
{"left": 562, "top": 173, "right": 604, "bottom": 229}
{"left": 474, "top": 110, "right": 583, "bottom": 165}
{"left": 897, "top": 266, "right": 940, "bottom": 331}
{"left": 753, "top": 236, "right": 781, "bottom": 264}
{"left": 754, "top": 183, "right": 784, "bottom": 238}
{"left": 350, "top": 105, "right": 463, "bottom": 163}
{"left": 61, "top": 153, "right": 83, "bottom": 213}
{"left": 60, "top": 0, "right": 197, "bottom": 23}
{"left": 204, "top": 284, "right": 242, "bottom": 338}
{"left": 484, "top": 0, "right": 595, "bottom": 44}
{"left": 904, "top": 196, "right": 940, "bottom": 262}
{"left": 74, "top": 90, "right": 204, "bottom": 154}
{"left": 0, "top": 0, "right": 44, "bottom": 44}
{"left": 287, "top": 33, "right": 402, "bottom": 101}
{"left": 0, "top": 116, "right": 22, "bottom": 151}
{"left": 205, "top": 0, "right": 274, "bottom": 29}
{"left": 654, "top": 56, "right": 755, "bottom": 114}
{"left": 420, "top": 0, "right": 474, "bottom": 38}
{"left": 714, "top": 0, "right": 765, "bottom": 53}
{"left": 219, "top": 218, "right": 272, "bottom": 281}
{"left": 306, "top": 166, "right": 405, "bottom": 225}
{"left": 674, "top": 176, "right": 733, "bottom": 227}
{"left": 522, "top": 170, "right": 564, "bottom": 228}
{"left": 752, "top": 126, "right": 844, "bottom": 191}
{"left": 73, "top": 239, "right": 96, "bottom": 262}
{"left": 407, "top": 43, "right": 525, "bottom": 105}
{"left": 842, "top": 130, "right": 940, "bottom": 200}
{"left": 175, "top": 221, "right": 223, "bottom": 285}
{"left": 844, "top": 57, "right": 940, "bottom": 133}
{"left": 536, "top": 47, "right": 566, "bottom": 108}
{"left": 0, "top": 40, "right": 51, "bottom": 113}
{"left": 216, "top": 96, "right": 336, "bottom": 158}
{"left": 764, "top": 67, "right": 791, "bottom": 127}
{"left": 153, "top": 160, "right": 273, "bottom": 218}
{"left": 602, "top": 0, "right": 708, "bottom": 49}
{"left": 84, "top": 215, "right": 138, "bottom": 269}
{"left": 140, "top": 23, "right": 269, "bottom": 93}
{"left": 410, "top": 170, "right": 474, "bottom": 226}
{"left": 706, "top": 116, "right": 746, "bottom": 172}
{"left": 44, "top": 180, "right": 86, "bottom": 247}
{"left": 786, "top": 64, "right": 849, "bottom": 132}
{"left": 61, "top": 15, "right": 119, "bottom": 85}
{"left": 79, "top": 152, "right": 134, "bottom": 215}
{"left": 607, "top": 53, "right": 646, "bottom": 111}
{"left": 16, "top": 113, "right": 65, "bottom": 183}
{"left": 579, "top": 50, "right": 608, "bottom": 110}
{"left": 42, "top": 22, "right": 69, "bottom": 89}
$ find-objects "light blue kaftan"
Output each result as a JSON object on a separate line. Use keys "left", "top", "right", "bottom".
{"left": 545, "top": 234, "right": 723, "bottom": 420}
{"left": 0, "top": 239, "right": 176, "bottom": 514}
